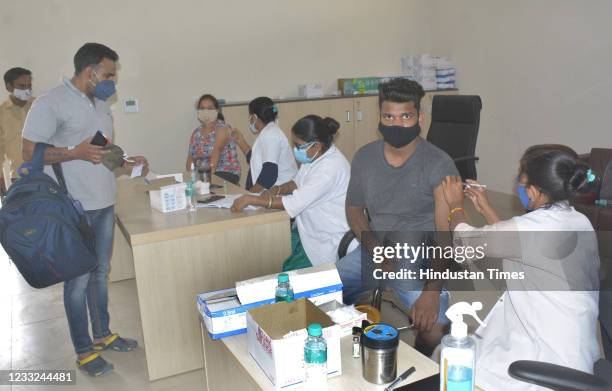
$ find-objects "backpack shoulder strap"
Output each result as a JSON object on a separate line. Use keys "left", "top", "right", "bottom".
{"left": 51, "top": 163, "right": 68, "bottom": 193}
{"left": 32, "top": 143, "right": 52, "bottom": 172}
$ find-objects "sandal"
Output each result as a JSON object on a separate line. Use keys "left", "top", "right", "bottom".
{"left": 93, "top": 333, "right": 138, "bottom": 352}
{"left": 77, "top": 352, "right": 114, "bottom": 377}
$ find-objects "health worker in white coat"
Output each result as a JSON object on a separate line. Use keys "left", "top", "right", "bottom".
{"left": 231, "top": 96, "right": 297, "bottom": 193}
{"left": 441, "top": 145, "right": 601, "bottom": 391}
{"left": 232, "top": 115, "right": 351, "bottom": 269}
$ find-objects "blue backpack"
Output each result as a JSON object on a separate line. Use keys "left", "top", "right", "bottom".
{"left": 0, "top": 143, "right": 97, "bottom": 288}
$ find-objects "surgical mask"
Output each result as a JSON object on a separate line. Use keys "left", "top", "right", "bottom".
{"left": 378, "top": 122, "right": 420, "bottom": 148}
{"left": 91, "top": 70, "right": 116, "bottom": 101}
{"left": 517, "top": 184, "right": 531, "bottom": 210}
{"left": 293, "top": 142, "right": 319, "bottom": 164}
{"left": 198, "top": 109, "right": 218, "bottom": 124}
{"left": 12, "top": 88, "right": 32, "bottom": 101}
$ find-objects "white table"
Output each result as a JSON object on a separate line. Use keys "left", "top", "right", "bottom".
{"left": 200, "top": 324, "right": 439, "bottom": 391}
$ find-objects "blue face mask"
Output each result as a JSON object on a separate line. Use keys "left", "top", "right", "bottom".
{"left": 517, "top": 184, "right": 531, "bottom": 210}
{"left": 93, "top": 79, "right": 116, "bottom": 101}
{"left": 91, "top": 71, "right": 116, "bottom": 101}
{"left": 293, "top": 142, "right": 318, "bottom": 164}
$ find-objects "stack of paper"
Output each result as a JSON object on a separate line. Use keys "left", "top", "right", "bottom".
{"left": 196, "top": 194, "right": 258, "bottom": 211}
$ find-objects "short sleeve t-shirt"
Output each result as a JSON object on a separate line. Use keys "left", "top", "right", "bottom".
{"left": 22, "top": 78, "right": 116, "bottom": 211}
{"left": 346, "top": 139, "right": 459, "bottom": 234}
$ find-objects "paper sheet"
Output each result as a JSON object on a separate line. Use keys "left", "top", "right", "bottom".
{"left": 196, "top": 194, "right": 258, "bottom": 210}
{"left": 130, "top": 164, "right": 144, "bottom": 178}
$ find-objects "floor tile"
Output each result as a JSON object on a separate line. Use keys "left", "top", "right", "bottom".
{"left": 11, "top": 285, "right": 65, "bottom": 327}
{"left": 11, "top": 317, "right": 74, "bottom": 370}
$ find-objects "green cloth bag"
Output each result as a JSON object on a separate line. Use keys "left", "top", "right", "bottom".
{"left": 281, "top": 225, "right": 313, "bottom": 271}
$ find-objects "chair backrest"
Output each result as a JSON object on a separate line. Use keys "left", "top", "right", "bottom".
{"left": 600, "top": 159, "right": 612, "bottom": 202}
{"left": 426, "top": 95, "right": 482, "bottom": 180}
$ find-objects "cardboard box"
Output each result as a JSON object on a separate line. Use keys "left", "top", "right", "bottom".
{"left": 149, "top": 182, "right": 187, "bottom": 213}
{"left": 197, "top": 288, "right": 263, "bottom": 340}
{"left": 236, "top": 263, "right": 343, "bottom": 307}
{"left": 247, "top": 299, "right": 342, "bottom": 389}
{"left": 198, "top": 264, "right": 343, "bottom": 339}
{"left": 298, "top": 83, "right": 324, "bottom": 98}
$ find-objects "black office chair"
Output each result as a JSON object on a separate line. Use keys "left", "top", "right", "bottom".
{"left": 508, "top": 359, "right": 612, "bottom": 391}
{"left": 426, "top": 95, "right": 482, "bottom": 181}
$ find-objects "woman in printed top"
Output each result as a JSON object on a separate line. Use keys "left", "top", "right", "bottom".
{"left": 185, "top": 94, "right": 241, "bottom": 185}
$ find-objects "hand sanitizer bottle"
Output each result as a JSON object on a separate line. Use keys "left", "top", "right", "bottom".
{"left": 440, "top": 302, "right": 486, "bottom": 391}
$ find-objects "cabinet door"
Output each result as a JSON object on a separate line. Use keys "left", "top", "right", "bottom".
{"left": 354, "top": 96, "right": 380, "bottom": 152}
{"left": 277, "top": 98, "right": 355, "bottom": 161}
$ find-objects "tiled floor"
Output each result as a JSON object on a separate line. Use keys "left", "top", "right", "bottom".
{"left": 0, "top": 248, "right": 205, "bottom": 391}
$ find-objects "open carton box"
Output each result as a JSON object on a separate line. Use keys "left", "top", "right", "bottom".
{"left": 198, "top": 264, "right": 343, "bottom": 339}
{"left": 247, "top": 298, "right": 342, "bottom": 390}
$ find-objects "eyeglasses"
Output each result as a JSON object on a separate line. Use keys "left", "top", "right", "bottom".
{"left": 295, "top": 141, "right": 316, "bottom": 150}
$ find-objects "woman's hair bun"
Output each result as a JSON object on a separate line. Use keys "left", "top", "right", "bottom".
{"left": 322, "top": 117, "right": 340, "bottom": 135}
{"left": 566, "top": 161, "right": 590, "bottom": 194}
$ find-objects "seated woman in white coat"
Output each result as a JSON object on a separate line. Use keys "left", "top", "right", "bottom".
{"left": 231, "top": 96, "right": 297, "bottom": 192}
{"left": 232, "top": 115, "right": 351, "bottom": 270}
{"left": 440, "top": 145, "right": 600, "bottom": 391}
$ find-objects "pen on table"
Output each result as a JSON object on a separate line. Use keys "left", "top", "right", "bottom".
{"left": 384, "top": 366, "right": 416, "bottom": 391}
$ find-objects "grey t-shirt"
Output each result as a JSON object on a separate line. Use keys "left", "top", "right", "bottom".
{"left": 22, "top": 78, "right": 116, "bottom": 211}
{"left": 346, "top": 139, "right": 458, "bottom": 235}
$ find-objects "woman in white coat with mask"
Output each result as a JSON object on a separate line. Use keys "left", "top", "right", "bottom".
{"left": 232, "top": 115, "right": 351, "bottom": 270}
{"left": 440, "top": 145, "right": 600, "bottom": 391}
{"left": 231, "top": 96, "right": 297, "bottom": 193}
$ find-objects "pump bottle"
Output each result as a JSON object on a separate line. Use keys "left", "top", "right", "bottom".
{"left": 440, "top": 302, "right": 486, "bottom": 391}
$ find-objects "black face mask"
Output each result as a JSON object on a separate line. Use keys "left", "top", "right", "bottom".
{"left": 378, "top": 122, "right": 421, "bottom": 148}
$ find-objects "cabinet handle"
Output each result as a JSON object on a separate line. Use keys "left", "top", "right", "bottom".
{"left": 357, "top": 110, "right": 363, "bottom": 121}
{"left": 346, "top": 111, "right": 351, "bottom": 122}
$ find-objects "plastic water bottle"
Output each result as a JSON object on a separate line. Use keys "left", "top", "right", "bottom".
{"left": 275, "top": 273, "right": 294, "bottom": 302}
{"left": 190, "top": 162, "right": 197, "bottom": 183}
{"left": 185, "top": 181, "right": 196, "bottom": 212}
{"left": 304, "top": 323, "right": 328, "bottom": 391}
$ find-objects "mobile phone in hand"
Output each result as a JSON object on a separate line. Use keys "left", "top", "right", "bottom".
{"left": 91, "top": 131, "right": 108, "bottom": 146}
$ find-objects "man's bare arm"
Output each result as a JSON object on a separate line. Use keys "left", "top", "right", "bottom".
{"left": 346, "top": 205, "right": 380, "bottom": 254}
{"left": 426, "top": 183, "right": 454, "bottom": 292}
{"left": 22, "top": 137, "right": 109, "bottom": 165}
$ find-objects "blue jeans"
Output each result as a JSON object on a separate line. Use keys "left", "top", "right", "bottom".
{"left": 63, "top": 206, "right": 114, "bottom": 355}
{"left": 336, "top": 245, "right": 450, "bottom": 325}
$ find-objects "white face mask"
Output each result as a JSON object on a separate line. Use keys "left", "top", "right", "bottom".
{"left": 198, "top": 109, "right": 218, "bottom": 124}
{"left": 248, "top": 115, "right": 259, "bottom": 134}
{"left": 12, "top": 88, "right": 32, "bottom": 101}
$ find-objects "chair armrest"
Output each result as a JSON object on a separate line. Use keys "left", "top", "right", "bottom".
{"left": 337, "top": 231, "right": 356, "bottom": 259}
{"left": 508, "top": 360, "right": 609, "bottom": 390}
{"left": 453, "top": 156, "right": 479, "bottom": 163}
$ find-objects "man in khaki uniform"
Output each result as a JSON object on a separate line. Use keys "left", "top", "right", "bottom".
{"left": 0, "top": 67, "right": 33, "bottom": 192}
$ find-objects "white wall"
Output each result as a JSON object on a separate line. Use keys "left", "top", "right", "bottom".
{"left": 0, "top": 0, "right": 431, "bottom": 174}
{"left": 428, "top": 0, "right": 612, "bottom": 193}
{"left": 4, "top": 1, "right": 610, "bottom": 192}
